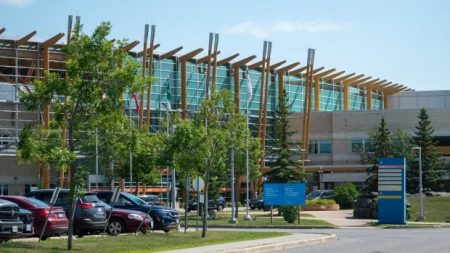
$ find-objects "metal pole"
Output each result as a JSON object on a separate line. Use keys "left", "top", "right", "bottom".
{"left": 244, "top": 103, "right": 252, "bottom": 220}
{"left": 229, "top": 148, "right": 237, "bottom": 223}
{"left": 418, "top": 147, "right": 424, "bottom": 221}
{"left": 129, "top": 91, "right": 133, "bottom": 191}
{"left": 95, "top": 128, "right": 99, "bottom": 191}
{"left": 172, "top": 168, "right": 176, "bottom": 209}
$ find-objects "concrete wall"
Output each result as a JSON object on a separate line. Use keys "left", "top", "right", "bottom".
{"left": 389, "top": 90, "right": 450, "bottom": 109}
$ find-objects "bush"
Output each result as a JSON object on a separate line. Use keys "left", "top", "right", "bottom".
{"left": 307, "top": 199, "right": 336, "bottom": 205}
{"left": 278, "top": 206, "right": 299, "bottom": 223}
{"left": 334, "top": 183, "right": 359, "bottom": 209}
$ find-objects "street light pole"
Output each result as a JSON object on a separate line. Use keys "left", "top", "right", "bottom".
{"left": 412, "top": 146, "right": 424, "bottom": 221}
{"left": 229, "top": 147, "right": 237, "bottom": 223}
{"left": 244, "top": 98, "right": 252, "bottom": 221}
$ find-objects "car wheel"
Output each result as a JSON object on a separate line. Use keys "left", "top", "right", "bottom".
{"left": 107, "top": 219, "right": 125, "bottom": 236}
{"left": 163, "top": 229, "right": 170, "bottom": 233}
{"left": 74, "top": 226, "right": 85, "bottom": 238}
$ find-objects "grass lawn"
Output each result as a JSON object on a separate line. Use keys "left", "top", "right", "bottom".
{"left": 407, "top": 196, "right": 450, "bottom": 222}
{"left": 0, "top": 231, "right": 289, "bottom": 253}
{"left": 180, "top": 212, "right": 333, "bottom": 227}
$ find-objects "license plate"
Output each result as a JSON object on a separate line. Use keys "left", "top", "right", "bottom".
{"left": 97, "top": 208, "right": 104, "bottom": 213}
{"left": 57, "top": 213, "right": 64, "bottom": 218}
{"left": 26, "top": 224, "right": 32, "bottom": 232}
{"left": 12, "top": 226, "right": 18, "bottom": 233}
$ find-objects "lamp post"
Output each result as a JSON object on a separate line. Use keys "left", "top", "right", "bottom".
{"left": 411, "top": 146, "right": 424, "bottom": 221}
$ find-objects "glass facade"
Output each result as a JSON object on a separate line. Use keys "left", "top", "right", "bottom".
{"left": 125, "top": 55, "right": 384, "bottom": 141}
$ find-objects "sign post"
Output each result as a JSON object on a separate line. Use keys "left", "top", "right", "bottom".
{"left": 263, "top": 183, "right": 306, "bottom": 224}
{"left": 39, "top": 187, "right": 60, "bottom": 242}
{"left": 378, "top": 157, "right": 406, "bottom": 224}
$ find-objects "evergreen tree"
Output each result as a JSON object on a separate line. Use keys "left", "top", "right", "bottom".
{"left": 362, "top": 117, "right": 392, "bottom": 192}
{"left": 414, "top": 108, "right": 445, "bottom": 190}
{"left": 265, "top": 89, "right": 306, "bottom": 183}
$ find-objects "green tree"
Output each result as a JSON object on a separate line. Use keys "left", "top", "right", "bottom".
{"left": 266, "top": 89, "right": 306, "bottom": 183}
{"left": 19, "top": 23, "right": 144, "bottom": 250}
{"left": 265, "top": 89, "right": 306, "bottom": 224}
{"left": 414, "top": 108, "right": 445, "bottom": 190}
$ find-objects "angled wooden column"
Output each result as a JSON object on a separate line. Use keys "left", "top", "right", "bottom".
{"left": 341, "top": 74, "right": 364, "bottom": 111}
{"left": 179, "top": 48, "right": 203, "bottom": 119}
{"left": 139, "top": 25, "right": 149, "bottom": 130}
{"left": 277, "top": 62, "right": 300, "bottom": 103}
{"left": 145, "top": 26, "right": 157, "bottom": 130}
{"left": 313, "top": 68, "right": 336, "bottom": 111}
{"left": 231, "top": 55, "right": 254, "bottom": 114}
{"left": 302, "top": 49, "right": 315, "bottom": 158}
{"left": 41, "top": 32, "right": 65, "bottom": 189}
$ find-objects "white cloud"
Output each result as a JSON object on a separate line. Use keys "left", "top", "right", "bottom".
{"left": 224, "top": 20, "right": 345, "bottom": 38}
{"left": 0, "top": 0, "right": 34, "bottom": 7}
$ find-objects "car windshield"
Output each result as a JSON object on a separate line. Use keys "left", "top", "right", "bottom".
{"left": 81, "top": 194, "right": 101, "bottom": 203}
{"left": 124, "top": 193, "right": 147, "bottom": 206}
{"left": 27, "top": 197, "right": 49, "bottom": 208}
{"left": 307, "top": 191, "right": 322, "bottom": 199}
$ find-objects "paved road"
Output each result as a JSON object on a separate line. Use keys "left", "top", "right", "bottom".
{"left": 269, "top": 228, "right": 450, "bottom": 253}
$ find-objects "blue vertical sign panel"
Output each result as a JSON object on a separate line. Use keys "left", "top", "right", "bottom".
{"left": 263, "top": 183, "right": 306, "bottom": 206}
{"left": 378, "top": 157, "right": 406, "bottom": 224}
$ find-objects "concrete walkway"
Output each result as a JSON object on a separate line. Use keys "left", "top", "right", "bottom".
{"left": 303, "top": 209, "right": 375, "bottom": 228}
{"left": 161, "top": 233, "right": 336, "bottom": 253}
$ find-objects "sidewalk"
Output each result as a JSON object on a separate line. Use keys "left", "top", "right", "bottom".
{"left": 302, "top": 209, "right": 375, "bottom": 228}
{"left": 161, "top": 233, "right": 336, "bottom": 253}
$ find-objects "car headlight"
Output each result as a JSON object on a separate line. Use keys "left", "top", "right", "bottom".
{"left": 128, "top": 213, "right": 144, "bottom": 221}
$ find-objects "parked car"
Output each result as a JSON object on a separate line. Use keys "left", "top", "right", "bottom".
{"left": 98, "top": 201, "right": 153, "bottom": 236}
{"left": 187, "top": 198, "right": 221, "bottom": 212}
{"left": 138, "top": 195, "right": 161, "bottom": 206}
{"left": 249, "top": 194, "right": 271, "bottom": 211}
{"left": 0, "top": 196, "right": 68, "bottom": 239}
{"left": 25, "top": 189, "right": 107, "bottom": 237}
{"left": 17, "top": 208, "right": 34, "bottom": 237}
{"left": 306, "top": 190, "right": 335, "bottom": 200}
{"left": 0, "top": 199, "right": 25, "bottom": 242}
{"left": 353, "top": 193, "right": 378, "bottom": 219}
{"left": 96, "top": 191, "right": 178, "bottom": 233}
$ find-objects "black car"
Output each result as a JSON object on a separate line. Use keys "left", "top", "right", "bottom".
{"left": 353, "top": 193, "right": 378, "bottom": 219}
{"left": 18, "top": 208, "right": 34, "bottom": 237}
{"left": 0, "top": 199, "right": 25, "bottom": 242}
{"left": 249, "top": 194, "right": 271, "bottom": 211}
{"left": 187, "top": 198, "right": 222, "bottom": 213}
{"left": 96, "top": 191, "right": 179, "bottom": 233}
{"left": 25, "top": 189, "right": 107, "bottom": 237}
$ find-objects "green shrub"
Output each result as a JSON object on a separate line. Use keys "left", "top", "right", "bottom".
{"left": 307, "top": 199, "right": 336, "bottom": 205}
{"left": 334, "top": 183, "right": 359, "bottom": 209}
{"left": 278, "top": 206, "right": 299, "bottom": 223}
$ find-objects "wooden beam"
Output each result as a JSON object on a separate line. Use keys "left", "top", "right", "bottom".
{"left": 248, "top": 59, "right": 266, "bottom": 69}
{"left": 277, "top": 62, "right": 300, "bottom": 73}
{"left": 290, "top": 65, "right": 307, "bottom": 75}
{"left": 179, "top": 48, "right": 203, "bottom": 61}
{"left": 358, "top": 78, "right": 380, "bottom": 88}
{"left": 0, "top": 28, "right": 5, "bottom": 35}
{"left": 233, "top": 65, "right": 241, "bottom": 114}
{"left": 232, "top": 55, "right": 256, "bottom": 67}
{"left": 269, "top": 60, "right": 286, "bottom": 70}
{"left": 136, "top": 43, "right": 160, "bottom": 57}
{"left": 217, "top": 53, "right": 239, "bottom": 65}
{"left": 313, "top": 66, "right": 325, "bottom": 74}
{"left": 42, "top": 33, "right": 65, "bottom": 48}
{"left": 322, "top": 71, "right": 345, "bottom": 82}
{"left": 381, "top": 83, "right": 400, "bottom": 91}
{"left": 196, "top": 51, "right": 220, "bottom": 64}
{"left": 159, "top": 46, "right": 183, "bottom": 60}
{"left": 343, "top": 74, "right": 365, "bottom": 84}
{"left": 372, "top": 81, "right": 392, "bottom": 90}
{"left": 123, "top": 40, "right": 140, "bottom": 52}
{"left": 181, "top": 61, "right": 187, "bottom": 119}
{"left": 314, "top": 68, "right": 336, "bottom": 79}
{"left": 15, "top": 31, "right": 37, "bottom": 47}
{"left": 334, "top": 73, "right": 355, "bottom": 83}
{"left": 351, "top": 76, "right": 371, "bottom": 86}
{"left": 365, "top": 79, "right": 387, "bottom": 89}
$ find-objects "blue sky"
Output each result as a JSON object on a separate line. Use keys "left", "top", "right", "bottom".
{"left": 1, "top": 0, "right": 449, "bottom": 91}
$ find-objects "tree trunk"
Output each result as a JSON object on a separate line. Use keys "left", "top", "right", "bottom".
{"left": 201, "top": 166, "right": 210, "bottom": 238}
{"left": 67, "top": 120, "right": 76, "bottom": 251}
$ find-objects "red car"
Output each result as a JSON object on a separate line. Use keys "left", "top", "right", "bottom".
{"left": 0, "top": 196, "right": 68, "bottom": 239}
{"left": 103, "top": 203, "right": 153, "bottom": 235}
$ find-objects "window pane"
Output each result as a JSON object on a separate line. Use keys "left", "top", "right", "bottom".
{"left": 352, "top": 140, "right": 363, "bottom": 152}
{"left": 320, "top": 141, "right": 332, "bottom": 154}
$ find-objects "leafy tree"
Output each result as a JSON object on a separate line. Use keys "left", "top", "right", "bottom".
{"left": 19, "top": 22, "right": 144, "bottom": 250}
{"left": 414, "top": 108, "right": 445, "bottom": 190}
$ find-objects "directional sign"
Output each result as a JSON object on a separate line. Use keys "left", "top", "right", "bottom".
{"left": 263, "top": 183, "right": 306, "bottom": 206}
{"left": 378, "top": 157, "right": 406, "bottom": 225}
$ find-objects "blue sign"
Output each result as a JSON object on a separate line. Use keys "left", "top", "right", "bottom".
{"left": 378, "top": 157, "right": 406, "bottom": 225}
{"left": 263, "top": 183, "right": 306, "bottom": 206}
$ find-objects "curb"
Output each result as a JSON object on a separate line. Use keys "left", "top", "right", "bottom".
{"left": 382, "top": 224, "right": 450, "bottom": 229}
{"left": 207, "top": 225, "right": 336, "bottom": 229}
{"left": 216, "top": 234, "right": 337, "bottom": 253}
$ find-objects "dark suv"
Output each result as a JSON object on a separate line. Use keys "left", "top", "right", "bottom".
{"left": 0, "top": 199, "right": 25, "bottom": 242}
{"left": 96, "top": 191, "right": 179, "bottom": 233}
{"left": 25, "top": 189, "right": 107, "bottom": 236}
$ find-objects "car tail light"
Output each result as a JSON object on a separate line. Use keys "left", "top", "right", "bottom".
{"left": 78, "top": 203, "right": 94, "bottom": 209}
{"left": 35, "top": 208, "right": 50, "bottom": 217}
